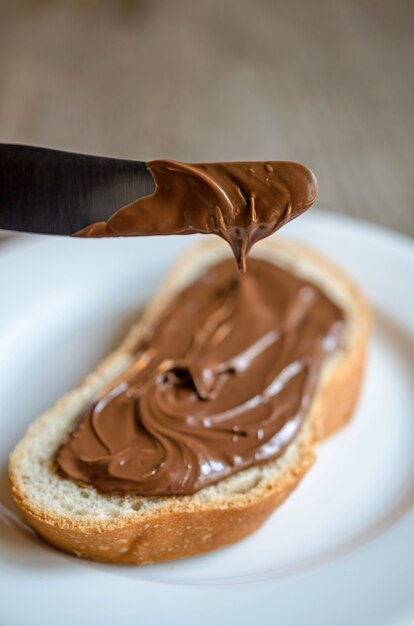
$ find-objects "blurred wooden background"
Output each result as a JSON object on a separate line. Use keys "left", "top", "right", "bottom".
{"left": 0, "top": 0, "right": 413, "bottom": 236}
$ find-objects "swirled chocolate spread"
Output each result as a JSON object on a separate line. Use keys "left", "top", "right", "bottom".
{"left": 56, "top": 258, "right": 344, "bottom": 496}
{"left": 77, "top": 160, "right": 318, "bottom": 272}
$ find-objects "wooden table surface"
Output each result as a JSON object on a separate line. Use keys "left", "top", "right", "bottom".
{"left": 0, "top": 0, "right": 413, "bottom": 237}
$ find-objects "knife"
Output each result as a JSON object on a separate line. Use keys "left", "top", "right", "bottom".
{"left": 0, "top": 144, "right": 155, "bottom": 234}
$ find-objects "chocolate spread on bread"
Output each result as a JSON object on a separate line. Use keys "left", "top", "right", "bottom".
{"left": 77, "top": 160, "right": 318, "bottom": 272}
{"left": 56, "top": 258, "right": 344, "bottom": 496}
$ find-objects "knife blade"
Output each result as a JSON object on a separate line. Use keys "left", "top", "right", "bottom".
{"left": 0, "top": 144, "right": 155, "bottom": 235}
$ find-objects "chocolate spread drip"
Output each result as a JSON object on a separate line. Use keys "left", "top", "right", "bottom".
{"left": 77, "top": 160, "right": 318, "bottom": 272}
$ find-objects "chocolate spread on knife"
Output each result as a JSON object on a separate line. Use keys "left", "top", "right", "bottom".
{"left": 55, "top": 258, "right": 344, "bottom": 496}
{"left": 77, "top": 160, "right": 318, "bottom": 271}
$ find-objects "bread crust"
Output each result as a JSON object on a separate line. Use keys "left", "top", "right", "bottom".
{"left": 14, "top": 451, "right": 314, "bottom": 564}
{"left": 9, "top": 239, "right": 371, "bottom": 565}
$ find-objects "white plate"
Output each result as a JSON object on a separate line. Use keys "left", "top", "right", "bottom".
{"left": 0, "top": 210, "right": 413, "bottom": 626}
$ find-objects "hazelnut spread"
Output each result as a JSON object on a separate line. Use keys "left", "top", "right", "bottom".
{"left": 55, "top": 258, "right": 344, "bottom": 496}
{"left": 77, "top": 160, "right": 318, "bottom": 272}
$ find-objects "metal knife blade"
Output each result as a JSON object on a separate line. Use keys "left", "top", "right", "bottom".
{"left": 0, "top": 144, "right": 155, "bottom": 235}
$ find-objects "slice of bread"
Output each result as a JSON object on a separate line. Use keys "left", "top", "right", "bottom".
{"left": 9, "top": 238, "right": 371, "bottom": 565}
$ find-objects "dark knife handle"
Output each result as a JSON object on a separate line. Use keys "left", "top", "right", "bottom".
{"left": 0, "top": 144, "right": 154, "bottom": 235}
